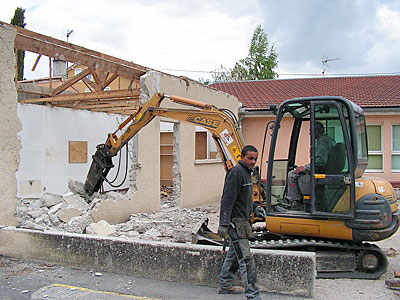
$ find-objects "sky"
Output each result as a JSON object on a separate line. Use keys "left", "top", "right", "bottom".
{"left": 2, "top": 0, "right": 400, "bottom": 81}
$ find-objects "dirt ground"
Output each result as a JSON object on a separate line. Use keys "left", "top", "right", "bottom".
{"left": 113, "top": 190, "right": 400, "bottom": 300}
{"left": 16, "top": 186, "right": 400, "bottom": 299}
{"left": 312, "top": 231, "right": 400, "bottom": 300}
{"left": 154, "top": 198, "right": 400, "bottom": 299}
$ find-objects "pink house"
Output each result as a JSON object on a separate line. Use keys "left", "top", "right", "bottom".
{"left": 211, "top": 75, "right": 400, "bottom": 189}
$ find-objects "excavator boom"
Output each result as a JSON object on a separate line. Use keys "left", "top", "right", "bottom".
{"left": 84, "top": 93, "right": 245, "bottom": 197}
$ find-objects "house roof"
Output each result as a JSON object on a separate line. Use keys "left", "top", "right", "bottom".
{"left": 210, "top": 75, "right": 400, "bottom": 110}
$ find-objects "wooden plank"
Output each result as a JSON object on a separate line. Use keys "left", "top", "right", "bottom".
{"left": 89, "top": 106, "right": 138, "bottom": 112}
{"left": 10, "top": 22, "right": 149, "bottom": 80}
{"left": 89, "top": 67, "right": 101, "bottom": 86}
{"left": 52, "top": 68, "right": 91, "bottom": 95}
{"left": 385, "top": 279, "right": 400, "bottom": 288}
{"left": 51, "top": 97, "right": 139, "bottom": 107}
{"left": 73, "top": 102, "right": 139, "bottom": 110}
{"left": 49, "top": 57, "right": 52, "bottom": 95}
{"left": 102, "top": 73, "right": 119, "bottom": 90}
{"left": 18, "top": 89, "right": 140, "bottom": 103}
{"left": 31, "top": 54, "right": 41, "bottom": 71}
{"left": 82, "top": 77, "right": 96, "bottom": 91}
{"left": 17, "top": 88, "right": 50, "bottom": 97}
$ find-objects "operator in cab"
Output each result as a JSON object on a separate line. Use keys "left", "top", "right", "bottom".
{"left": 217, "top": 145, "right": 265, "bottom": 300}
{"left": 286, "top": 121, "right": 335, "bottom": 210}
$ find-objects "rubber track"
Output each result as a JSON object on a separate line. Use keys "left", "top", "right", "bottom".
{"left": 250, "top": 237, "right": 388, "bottom": 279}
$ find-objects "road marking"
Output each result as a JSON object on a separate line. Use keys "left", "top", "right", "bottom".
{"left": 51, "top": 283, "right": 160, "bottom": 299}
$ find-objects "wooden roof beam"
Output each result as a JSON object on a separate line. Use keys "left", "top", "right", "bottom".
{"left": 72, "top": 102, "right": 139, "bottom": 110}
{"left": 52, "top": 98, "right": 139, "bottom": 108}
{"left": 6, "top": 22, "right": 149, "bottom": 80}
{"left": 52, "top": 68, "right": 91, "bottom": 95}
{"left": 18, "top": 89, "right": 140, "bottom": 104}
{"left": 102, "top": 73, "right": 119, "bottom": 90}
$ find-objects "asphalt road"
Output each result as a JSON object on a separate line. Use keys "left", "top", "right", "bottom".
{"left": 0, "top": 255, "right": 303, "bottom": 300}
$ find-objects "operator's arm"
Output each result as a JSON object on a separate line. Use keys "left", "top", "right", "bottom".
{"left": 219, "top": 169, "right": 242, "bottom": 226}
{"left": 315, "top": 136, "right": 333, "bottom": 173}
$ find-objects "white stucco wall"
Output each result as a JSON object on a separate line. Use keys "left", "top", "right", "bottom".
{"left": 16, "top": 104, "right": 130, "bottom": 198}
{"left": 0, "top": 24, "right": 21, "bottom": 225}
{"left": 141, "top": 72, "right": 241, "bottom": 208}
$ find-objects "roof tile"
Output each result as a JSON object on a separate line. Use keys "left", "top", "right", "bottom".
{"left": 210, "top": 76, "right": 400, "bottom": 110}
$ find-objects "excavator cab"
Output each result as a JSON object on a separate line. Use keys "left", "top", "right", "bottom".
{"left": 266, "top": 97, "right": 367, "bottom": 221}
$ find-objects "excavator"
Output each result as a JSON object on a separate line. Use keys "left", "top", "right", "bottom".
{"left": 84, "top": 93, "right": 399, "bottom": 279}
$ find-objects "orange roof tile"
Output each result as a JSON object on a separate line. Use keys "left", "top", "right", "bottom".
{"left": 211, "top": 75, "right": 400, "bottom": 110}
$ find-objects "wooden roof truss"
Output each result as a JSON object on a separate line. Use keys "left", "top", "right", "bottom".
{"left": 6, "top": 21, "right": 150, "bottom": 115}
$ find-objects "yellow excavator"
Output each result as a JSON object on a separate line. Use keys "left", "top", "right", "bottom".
{"left": 84, "top": 93, "right": 399, "bottom": 279}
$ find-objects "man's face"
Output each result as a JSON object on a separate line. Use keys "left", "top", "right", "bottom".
{"left": 242, "top": 151, "right": 258, "bottom": 169}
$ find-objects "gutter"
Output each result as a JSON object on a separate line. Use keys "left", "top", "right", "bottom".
{"left": 238, "top": 106, "right": 276, "bottom": 129}
{"left": 363, "top": 107, "right": 400, "bottom": 114}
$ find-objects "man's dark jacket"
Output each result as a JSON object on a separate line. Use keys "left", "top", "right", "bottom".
{"left": 219, "top": 160, "right": 257, "bottom": 226}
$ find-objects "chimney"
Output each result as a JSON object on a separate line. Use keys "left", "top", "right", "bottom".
{"left": 53, "top": 59, "right": 67, "bottom": 78}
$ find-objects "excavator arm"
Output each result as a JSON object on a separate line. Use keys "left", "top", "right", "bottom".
{"left": 84, "top": 93, "right": 245, "bottom": 197}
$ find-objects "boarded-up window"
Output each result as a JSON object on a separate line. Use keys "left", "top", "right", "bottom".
{"left": 195, "top": 132, "right": 207, "bottom": 159}
{"left": 160, "top": 132, "right": 173, "bottom": 186}
{"left": 68, "top": 141, "right": 88, "bottom": 163}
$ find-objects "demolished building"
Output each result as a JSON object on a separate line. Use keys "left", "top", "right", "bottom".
{"left": 0, "top": 21, "right": 240, "bottom": 230}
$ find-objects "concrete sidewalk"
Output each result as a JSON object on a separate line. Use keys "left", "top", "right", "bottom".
{"left": 0, "top": 227, "right": 315, "bottom": 298}
{"left": 0, "top": 255, "right": 307, "bottom": 300}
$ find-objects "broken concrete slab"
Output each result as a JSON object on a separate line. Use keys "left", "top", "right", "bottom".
{"left": 0, "top": 227, "right": 315, "bottom": 297}
{"left": 47, "top": 202, "right": 65, "bottom": 215}
{"left": 66, "top": 214, "right": 93, "bottom": 234}
{"left": 68, "top": 179, "right": 86, "bottom": 197}
{"left": 40, "top": 193, "right": 63, "bottom": 208}
{"left": 57, "top": 207, "right": 82, "bottom": 223}
{"left": 86, "top": 220, "right": 116, "bottom": 236}
{"left": 89, "top": 194, "right": 133, "bottom": 224}
{"left": 63, "top": 192, "right": 89, "bottom": 210}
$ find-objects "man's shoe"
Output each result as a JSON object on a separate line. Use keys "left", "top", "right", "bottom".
{"left": 217, "top": 286, "right": 244, "bottom": 294}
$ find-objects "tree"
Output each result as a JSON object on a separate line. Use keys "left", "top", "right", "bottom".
{"left": 211, "top": 25, "right": 278, "bottom": 82}
{"left": 11, "top": 7, "right": 26, "bottom": 81}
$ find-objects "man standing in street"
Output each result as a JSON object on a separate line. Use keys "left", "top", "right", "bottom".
{"left": 217, "top": 145, "right": 265, "bottom": 300}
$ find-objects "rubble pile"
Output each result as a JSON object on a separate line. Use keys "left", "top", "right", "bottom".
{"left": 16, "top": 182, "right": 219, "bottom": 243}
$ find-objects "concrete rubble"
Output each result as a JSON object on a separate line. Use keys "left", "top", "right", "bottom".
{"left": 16, "top": 181, "right": 219, "bottom": 243}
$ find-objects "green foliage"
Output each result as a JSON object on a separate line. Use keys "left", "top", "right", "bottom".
{"left": 197, "top": 77, "right": 212, "bottom": 86}
{"left": 211, "top": 25, "right": 278, "bottom": 82}
{"left": 11, "top": 7, "right": 26, "bottom": 81}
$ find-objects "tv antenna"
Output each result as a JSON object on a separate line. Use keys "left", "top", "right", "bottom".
{"left": 322, "top": 55, "right": 340, "bottom": 76}
{"left": 66, "top": 29, "right": 74, "bottom": 43}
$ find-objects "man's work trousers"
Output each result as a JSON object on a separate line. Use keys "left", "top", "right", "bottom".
{"left": 218, "top": 229, "right": 261, "bottom": 300}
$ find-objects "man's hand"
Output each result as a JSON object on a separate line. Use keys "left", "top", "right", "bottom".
{"left": 296, "top": 165, "right": 305, "bottom": 174}
{"left": 218, "top": 225, "right": 229, "bottom": 239}
{"left": 254, "top": 206, "right": 266, "bottom": 219}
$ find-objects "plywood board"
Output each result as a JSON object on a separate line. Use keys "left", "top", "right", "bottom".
{"left": 68, "top": 141, "right": 88, "bottom": 163}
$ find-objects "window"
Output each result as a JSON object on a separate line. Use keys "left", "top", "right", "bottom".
{"left": 74, "top": 68, "right": 82, "bottom": 76}
{"left": 392, "top": 125, "right": 400, "bottom": 170}
{"left": 195, "top": 127, "right": 219, "bottom": 160}
{"left": 366, "top": 125, "right": 383, "bottom": 171}
{"left": 104, "top": 87, "right": 111, "bottom": 91}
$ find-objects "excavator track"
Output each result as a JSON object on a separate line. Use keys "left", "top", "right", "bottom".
{"left": 193, "top": 218, "right": 388, "bottom": 279}
{"left": 250, "top": 235, "right": 388, "bottom": 279}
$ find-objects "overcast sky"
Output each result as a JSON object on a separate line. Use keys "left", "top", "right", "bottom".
{"left": 2, "top": 0, "right": 400, "bottom": 81}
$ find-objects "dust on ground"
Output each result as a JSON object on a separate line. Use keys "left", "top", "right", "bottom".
{"left": 15, "top": 184, "right": 400, "bottom": 299}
